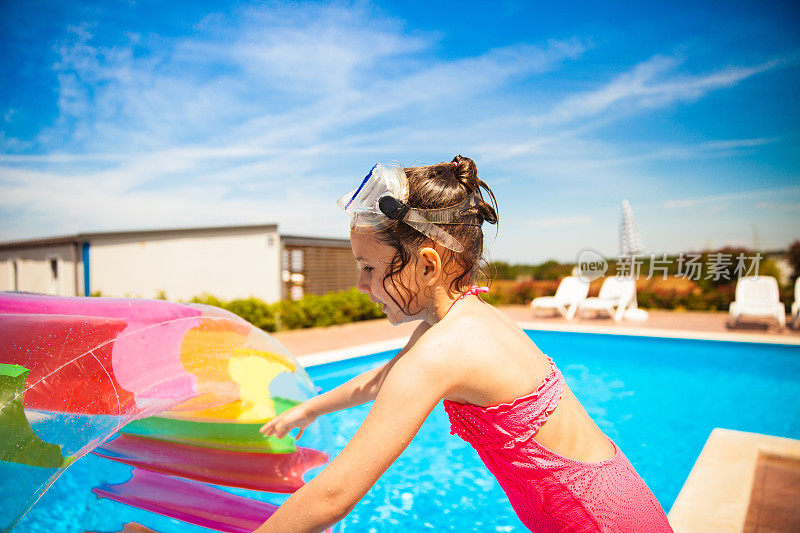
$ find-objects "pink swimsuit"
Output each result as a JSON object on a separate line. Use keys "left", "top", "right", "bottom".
{"left": 443, "top": 288, "right": 673, "bottom": 532}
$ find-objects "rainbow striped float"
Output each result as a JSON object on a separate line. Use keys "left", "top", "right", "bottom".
{"left": 0, "top": 292, "right": 330, "bottom": 532}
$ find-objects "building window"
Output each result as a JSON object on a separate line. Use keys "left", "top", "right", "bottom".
{"left": 282, "top": 248, "right": 306, "bottom": 301}
{"left": 48, "top": 257, "right": 60, "bottom": 295}
{"left": 281, "top": 245, "right": 359, "bottom": 300}
{"left": 289, "top": 284, "right": 304, "bottom": 301}
{"left": 291, "top": 249, "right": 304, "bottom": 272}
{"left": 12, "top": 259, "right": 19, "bottom": 290}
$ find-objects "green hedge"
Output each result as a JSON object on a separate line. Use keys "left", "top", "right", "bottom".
{"left": 485, "top": 279, "right": 743, "bottom": 312}
{"left": 482, "top": 280, "right": 560, "bottom": 306}
{"left": 485, "top": 279, "right": 793, "bottom": 313}
{"left": 636, "top": 285, "right": 736, "bottom": 311}
{"left": 188, "top": 288, "right": 385, "bottom": 332}
{"left": 639, "top": 284, "right": 793, "bottom": 313}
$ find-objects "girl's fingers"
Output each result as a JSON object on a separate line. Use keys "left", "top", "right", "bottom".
{"left": 259, "top": 413, "right": 311, "bottom": 439}
{"left": 260, "top": 419, "right": 280, "bottom": 435}
{"left": 278, "top": 424, "right": 298, "bottom": 439}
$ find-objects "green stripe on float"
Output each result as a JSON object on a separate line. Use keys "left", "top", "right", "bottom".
{"left": 120, "top": 417, "right": 297, "bottom": 453}
{"left": 119, "top": 395, "right": 302, "bottom": 453}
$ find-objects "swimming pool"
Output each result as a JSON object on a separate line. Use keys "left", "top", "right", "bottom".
{"left": 14, "top": 330, "right": 800, "bottom": 532}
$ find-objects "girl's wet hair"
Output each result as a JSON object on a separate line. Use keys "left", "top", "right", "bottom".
{"left": 378, "top": 155, "right": 499, "bottom": 313}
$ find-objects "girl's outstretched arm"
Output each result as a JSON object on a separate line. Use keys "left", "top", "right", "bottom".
{"left": 260, "top": 321, "right": 430, "bottom": 438}
{"left": 254, "top": 337, "right": 452, "bottom": 533}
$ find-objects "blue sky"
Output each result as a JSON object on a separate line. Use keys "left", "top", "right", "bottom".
{"left": 1, "top": 0, "right": 798, "bottom": 263}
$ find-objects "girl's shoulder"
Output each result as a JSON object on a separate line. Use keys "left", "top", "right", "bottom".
{"left": 411, "top": 311, "right": 506, "bottom": 371}
{"left": 434, "top": 302, "right": 514, "bottom": 344}
{"left": 421, "top": 311, "right": 490, "bottom": 346}
{"left": 410, "top": 306, "right": 550, "bottom": 403}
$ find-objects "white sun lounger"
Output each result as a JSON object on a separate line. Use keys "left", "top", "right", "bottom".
{"left": 729, "top": 276, "right": 785, "bottom": 329}
{"left": 577, "top": 276, "right": 636, "bottom": 322}
{"left": 792, "top": 277, "right": 800, "bottom": 329}
{"left": 530, "top": 276, "right": 589, "bottom": 320}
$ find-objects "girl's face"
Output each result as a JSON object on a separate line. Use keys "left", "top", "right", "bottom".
{"left": 350, "top": 231, "right": 425, "bottom": 325}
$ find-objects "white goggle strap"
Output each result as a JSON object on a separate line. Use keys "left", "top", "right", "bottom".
{"left": 403, "top": 213, "right": 466, "bottom": 252}
{"left": 378, "top": 193, "right": 483, "bottom": 253}
{"left": 411, "top": 194, "right": 482, "bottom": 225}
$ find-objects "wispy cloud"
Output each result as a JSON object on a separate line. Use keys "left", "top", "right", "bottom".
{"left": 33, "top": 6, "right": 586, "bottom": 156}
{"left": 664, "top": 185, "right": 800, "bottom": 209}
{"left": 755, "top": 201, "right": 800, "bottom": 212}
{"left": 529, "top": 52, "right": 798, "bottom": 129}
{"left": 0, "top": 3, "right": 589, "bottom": 241}
{"left": 0, "top": 2, "right": 796, "bottom": 260}
{"left": 530, "top": 215, "right": 595, "bottom": 228}
{"left": 0, "top": 164, "right": 343, "bottom": 239}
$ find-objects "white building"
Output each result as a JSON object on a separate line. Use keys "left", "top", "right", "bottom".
{"left": 0, "top": 225, "right": 358, "bottom": 302}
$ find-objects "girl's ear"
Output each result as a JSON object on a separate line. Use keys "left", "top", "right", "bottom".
{"left": 417, "top": 247, "right": 442, "bottom": 287}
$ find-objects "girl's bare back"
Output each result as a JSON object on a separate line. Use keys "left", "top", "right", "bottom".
{"left": 435, "top": 297, "right": 616, "bottom": 464}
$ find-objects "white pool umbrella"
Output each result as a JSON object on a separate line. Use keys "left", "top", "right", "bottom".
{"left": 618, "top": 200, "right": 647, "bottom": 320}
{"left": 619, "top": 199, "right": 644, "bottom": 258}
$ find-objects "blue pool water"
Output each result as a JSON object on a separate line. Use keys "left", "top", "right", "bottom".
{"left": 15, "top": 330, "right": 800, "bottom": 532}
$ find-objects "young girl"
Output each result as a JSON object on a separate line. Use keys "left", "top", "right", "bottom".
{"left": 256, "top": 157, "right": 673, "bottom": 532}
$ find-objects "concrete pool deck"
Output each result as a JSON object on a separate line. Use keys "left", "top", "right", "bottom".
{"left": 275, "top": 306, "right": 800, "bottom": 365}
{"left": 668, "top": 428, "right": 800, "bottom": 532}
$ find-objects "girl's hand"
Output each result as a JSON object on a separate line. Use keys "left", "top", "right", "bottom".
{"left": 259, "top": 403, "right": 317, "bottom": 440}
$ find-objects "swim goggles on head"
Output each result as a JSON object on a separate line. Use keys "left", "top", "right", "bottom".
{"left": 337, "top": 163, "right": 482, "bottom": 253}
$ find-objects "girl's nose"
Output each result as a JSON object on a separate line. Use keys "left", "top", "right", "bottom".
{"left": 356, "top": 277, "right": 369, "bottom": 294}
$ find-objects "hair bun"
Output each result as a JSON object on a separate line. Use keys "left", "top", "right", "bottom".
{"left": 451, "top": 155, "right": 497, "bottom": 225}
{"left": 451, "top": 155, "right": 478, "bottom": 191}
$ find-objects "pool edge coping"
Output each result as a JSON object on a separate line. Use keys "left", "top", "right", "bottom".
{"left": 296, "top": 337, "right": 410, "bottom": 367}
{"left": 516, "top": 321, "right": 800, "bottom": 345}
{"left": 667, "top": 428, "right": 800, "bottom": 532}
{"left": 296, "top": 321, "right": 800, "bottom": 367}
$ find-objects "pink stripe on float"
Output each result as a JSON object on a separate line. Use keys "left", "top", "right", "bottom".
{"left": 92, "top": 468, "right": 278, "bottom": 533}
{"left": 95, "top": 434, "right": 328, "bottom": 493}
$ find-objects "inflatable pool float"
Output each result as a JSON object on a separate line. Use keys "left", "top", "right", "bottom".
{"left": 0, "top": 292, "right": 332, "bottom": 532}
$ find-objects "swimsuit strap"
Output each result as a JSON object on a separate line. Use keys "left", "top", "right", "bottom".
{"left": 445, "top": 285, "right": 489, "bottom": 315}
